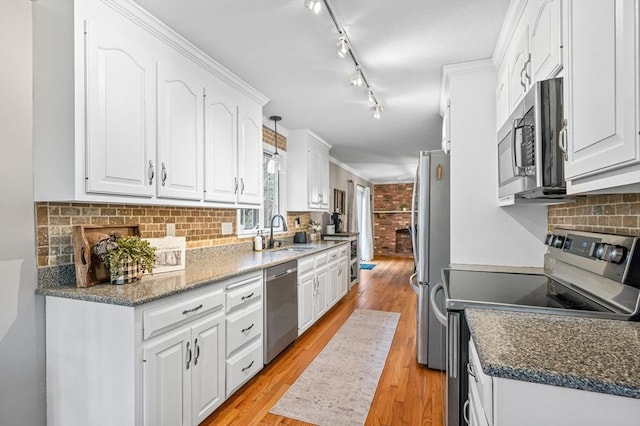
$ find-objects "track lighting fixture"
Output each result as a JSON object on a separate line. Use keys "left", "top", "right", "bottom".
{"left": 350, "top": 68, "right": 363, "bottom": 86}
{"left": 304, "top": 0, "right": 322, "bottom": 14}
{"left": 306, "top": 0, "right": 384, "bottom": 118}
{"left": 372, "top": 104, "right": 383, "bottom": 120}
{"left": 337, "top": 37, "right": 349, "bottom": 58}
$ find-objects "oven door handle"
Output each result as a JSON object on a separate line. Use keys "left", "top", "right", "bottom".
{"left": 409, "top": 273, "right": 419, "bottom": 294}
{"left": 430, "top": 281, "right": 448, "bottom": 326}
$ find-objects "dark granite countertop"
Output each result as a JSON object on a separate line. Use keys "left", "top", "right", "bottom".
{"left": 466, "top": 308, "right": 640, "bottom": 399}
{"left": 36, "top": 241, "right": 347, "bottom": 307}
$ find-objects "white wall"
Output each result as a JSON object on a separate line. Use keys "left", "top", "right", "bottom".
{"left": 448, "top": 62, "right": 548, "bottom": 267}
{"left": 0, "top": 2, "right": 46, "bottom": 425}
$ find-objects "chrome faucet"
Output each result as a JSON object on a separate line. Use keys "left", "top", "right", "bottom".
{"left": 269, "top": 214, "right": 288, "bottom": 249}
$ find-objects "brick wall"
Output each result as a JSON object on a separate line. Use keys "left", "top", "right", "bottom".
{"left": 548, "top": 194, "right": 640, "bottom": 236}
{"left": 35, "top": 126, "right": 312, "bottom": 267}
{"left": 373, "top": 183, "right": 413, "bottom": 256}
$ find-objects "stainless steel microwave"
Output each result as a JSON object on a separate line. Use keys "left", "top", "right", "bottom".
{"left": 497, "top": 77, "right": 566, "bottom": 199}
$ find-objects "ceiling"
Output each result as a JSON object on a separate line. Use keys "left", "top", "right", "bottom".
{"left": 135, "top": 0, "right": 510, "bottom": 183}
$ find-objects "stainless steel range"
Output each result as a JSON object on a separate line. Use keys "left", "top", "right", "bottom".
{"left": 430, "top": 229, "right": 640, "bottom": 426}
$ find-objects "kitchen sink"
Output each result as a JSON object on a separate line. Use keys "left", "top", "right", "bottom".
{"left": 272, "top": 246, "right": 316, "bottom": 253}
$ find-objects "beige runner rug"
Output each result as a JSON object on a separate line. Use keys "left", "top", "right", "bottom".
{"left": 270, "top": 309, "right": 400, "bottom": 426}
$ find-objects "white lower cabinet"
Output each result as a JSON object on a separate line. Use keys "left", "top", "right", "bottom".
{"left": 143, "top": 311, "right": 224, "bottom": 426}
{"left": 297, "top": 246, "right": 350, "bottom": 336}
{"left": 45, "top": 271, "right": 264, "bottom": 426}
{"left": 467, "top": 338, "right": 640, "bottom": 426}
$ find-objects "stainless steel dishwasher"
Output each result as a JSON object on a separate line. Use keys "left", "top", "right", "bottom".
{"left": 264, "top": 260, "right": 298, "bottom": 364}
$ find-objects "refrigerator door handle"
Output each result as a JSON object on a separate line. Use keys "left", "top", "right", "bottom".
{"left": 410, "top": 165, "right": 419, "bottom": 270}
{"left": 430, "top": 281, "right": 448, "bottom": 326}
{"left": 409, "top": 273, "right": 419, "bottom": 294}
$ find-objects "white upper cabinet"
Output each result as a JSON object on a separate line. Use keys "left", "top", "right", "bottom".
{"left": 496, "top": 68, "right": 509, "bottom": 130}
{"left": 84, "top": 16, "right": 156, "bottom": 197}
{"left": 156, "top": 53, "right": 204, "bottom": 201}
{"left": 203, "top": 81, "right": 238, "bottom": 204}
{"left": 508, "top": 26, "right": 531, "bottom": 111}
{"left": 529, "top": 0, "right": 562, "bottom": 82}
{"left": 33, "top": 0, "right": 268, "bottom": 206}
{"left": 237, "top": 100, "right": 263, "bottom": 205}
{"left": 286, "top": 129, "right": 331, "bottom": 212}
{"left": 563, "top": 0, "right": 639, "bottom": 192}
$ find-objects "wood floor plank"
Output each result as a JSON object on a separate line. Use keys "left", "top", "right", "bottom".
{"left": 202, "top": 256, "right": 445, "bottom": 426}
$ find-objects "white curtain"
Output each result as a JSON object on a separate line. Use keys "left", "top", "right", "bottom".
{"left": 359, "top": 187, "right": 373, "bottom": 261}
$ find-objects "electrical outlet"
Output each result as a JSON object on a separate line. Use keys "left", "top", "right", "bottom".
{"left": 221, "top": 222, "right": 233, "bottom": 235}
{"left": 166, "top": 223, "right": 176, "bottom": 237}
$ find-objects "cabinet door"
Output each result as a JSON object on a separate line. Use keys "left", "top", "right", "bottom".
{"left": 496, "top": 66, "right": 509, "bottom": 130}
{"left": 339, "top": 258, "right": 349, "bottom": 298}
{"left": 314, "top": 268, "right": 328, "bottom": 318}
{"left": 156, "top": 54, "right": 204, "bottom": 200}
{"left": 298, "top": 274, "right": 315, "bottom": 335}
{"left": 237, "top": 102, "right": 262, "bottom": 205}
{"left": 564, "top": 0, "right": 638, "bottom": 179}
{"left": 191, "top": 312, "right": 225, "bottom": 425}
{"left": 318, "top": 150, "right": 330, "bottom": 209}
{"left": 307, "top": 150, "right": 321, "bottom": 208}
{"left": 508, "top": 26, "right": 530, "bottom": 111}
{"left": 204, "top": 82, "right": 238, "bottom": 204}
{"left": 327, "top": 261, "right": 339, "bottom": 308}
{"left": 84, "top": 18, "right": 155, "bottom": 197}
{"left": 530, "top": 0, "right": 562, "bottom": 82}
{"left": 143, "top": 327, "right": 191, "bottom": 426}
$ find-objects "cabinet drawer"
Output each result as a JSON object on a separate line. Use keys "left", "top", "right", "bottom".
{"left": 226, "top": 339, "right": 262, "bottom": 397}
{"left": 226, "top": 302, "right": 262, "bottom": 356}
{"left": 314, "top": 251, "right": 328, "bottom": 267}
{"left": 338, "top": 245, "right": 348, "bottom": 257}
{"left": 298, "top": 256, "right": 315, "bottom": 276}
{"left": 327, "top": 248, "right": 340, "bottom": 263}
{"left": 143, "top": 288, "right": 224, "bottom": 340}
{"left": 226, "top": 275, "right": 262, "bottom": 313}
{"left": 469, "top": 338, "right": 493, "bottom": 423}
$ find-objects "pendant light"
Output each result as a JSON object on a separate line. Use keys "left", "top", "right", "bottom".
{"left": 267, "top": 115, "right": 282, "bottom": 174}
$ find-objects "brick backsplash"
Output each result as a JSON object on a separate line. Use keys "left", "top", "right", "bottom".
{"left": 548, "top": 193, "right": 640, "bottom": 236}
{"left": 373, "top": 183, "right": 414, "bottom": 256}
{"left": 35, "top": 202, "right": 311, "bottom": 267}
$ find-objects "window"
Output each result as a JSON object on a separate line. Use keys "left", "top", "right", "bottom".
{"left": 237, "top": 144, "right": 286, "bottom": 235}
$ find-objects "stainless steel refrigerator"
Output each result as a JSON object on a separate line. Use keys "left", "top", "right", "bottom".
{"left": 409, "top": 150, "right": 449, "bottom": 370}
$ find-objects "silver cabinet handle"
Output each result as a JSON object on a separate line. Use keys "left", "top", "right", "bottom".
{"left": 429, "top": 281, "right": 447, "bottom": 326}
{"left": 234, "top": 177, "right": 238, "bottom": 194}
{"left": 467, "top": 362, "right": 477, "bottom": 382}
{"left": 241, "top": 360, "right": 254, "bottom": 373}
{"left": 240, "top": 177, "right": 245, "bottom": 194}
{"left": 558, "top": 118, "right": 568, "bottom": 161}
{"left": 463, "top": 400, "right": 470, "bottom": 425}
{"left": 182, "top": 304, "right": 203, "bottom": 315}
{"left": 186, "top": 341, "right": 192, "bottom": 370}
{"left": 524, "top": 53, "right": 532, "bottom": 85}
{"left": 241, "top": 323, "right": 255, "bottom": 333}
{"left": 520, "top": 64, "right": 527, "bottom": 90}
{"left": 194, "top": 338, "right": 200, "bottom": 366}
{"left": 148, "top": 160, "right": 155, "bottom": 185}
{"left": 241, "top": 292, "right": 254, "bottom": 301}
{"left": 161, "top": 162, "right": 167, "bottom": 186}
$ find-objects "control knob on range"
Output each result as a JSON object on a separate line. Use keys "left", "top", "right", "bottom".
{"left": 552, "top": 235, "right": 565, "bottom": 248}
{"left": 605, "top": 245, "right": 627, "bottom": 264}
{"left": 544, "top": 234, "right": 554, "bottom": 246}
{"left": 592, "top": 243, "right": 607, "bottom": 260}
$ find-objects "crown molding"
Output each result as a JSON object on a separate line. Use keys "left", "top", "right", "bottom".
{"left": 101, "top": 0, "right": 269, "bottom": 106}
{"left": 492, "top": 0, "right": 529, "bottom": 69}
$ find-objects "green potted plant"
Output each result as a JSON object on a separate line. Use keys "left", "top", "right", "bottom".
{"left": 101, "top": 235, "right": 157, "bottom": 285}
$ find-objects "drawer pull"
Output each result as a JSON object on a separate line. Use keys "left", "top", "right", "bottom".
{"left": 241, "top": 360, "right": 254, "bottom": 373}
{"left": 182, "top": 304, "right": 203, "bottom": 315}
{"left": 467, "top": 362, "right": 477, "bottom": 382}
{"left": 241, "top": 323, "right": 255, "bottom": 333}
{"left": 241, "top": 292, "right": 255, "bottom": 301}
{"left": 186, "top": 341, "right": 192, "bottom": 370}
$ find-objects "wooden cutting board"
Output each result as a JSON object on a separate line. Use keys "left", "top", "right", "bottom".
{"left": 72, "top": 225, "right": 140, "bottom": 287}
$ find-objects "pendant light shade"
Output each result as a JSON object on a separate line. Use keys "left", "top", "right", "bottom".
{"left": 267, "top": 115, "right": 282, "bottom": 174}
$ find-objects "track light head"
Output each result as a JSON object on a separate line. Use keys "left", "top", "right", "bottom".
{"left": 367, "top": 90, "right": 376, "bottom": 106}
{"left": 337, "top": 37, "right": 349, "bottom": 58}
{"left": 304, "top": 0, "right": 322, "bottom": 14}
{"left": 372, "top": 104, "right": 383, "bottom": 119}
{"left": 350, "top": 69, "right": 363, "bottom": 87}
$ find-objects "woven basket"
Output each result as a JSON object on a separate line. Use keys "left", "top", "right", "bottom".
{"left": 110, "top": 261, "right": 143, "bottom": 285}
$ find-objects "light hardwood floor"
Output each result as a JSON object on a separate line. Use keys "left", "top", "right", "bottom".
{"left": 203, "top": 256, "right": 446, "bottom": 426}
